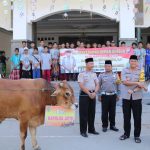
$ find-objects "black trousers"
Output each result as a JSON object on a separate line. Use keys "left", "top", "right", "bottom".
{"left": 79, "top": 91, "right": 96, "bottom": 134}
{"left": 101, "top": 94, "right": 117, "bottom": 128}
{"left": 22, "top": 70, "right": 31, "bottom": 79}
{"left": 123, "top": 97, "right": 142, "bottom": 137}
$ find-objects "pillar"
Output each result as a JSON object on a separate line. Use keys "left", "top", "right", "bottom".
{"left": 11, "top": 0, "right": 32, "bottom": 55}
{"left": 136, "top": 28, "right": 142, "bottom": 42}
{"left": 119, "top": 0, "right": 136, "bottom": 46}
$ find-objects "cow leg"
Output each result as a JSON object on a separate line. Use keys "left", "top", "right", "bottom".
{"left": 29, "top": 126, "right": 41, "bottom": 150}
{"left": 20, "top": 122, "right": 28, "bottom": 150}
{"left": 0, "top": 118, "right": 5, "bottom": 123}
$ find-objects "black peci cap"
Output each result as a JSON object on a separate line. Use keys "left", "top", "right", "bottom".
{"left": 105, "top": 60, "right": 112, "bottom": 65}
{"left": 85, "top": 58, "right": 94, "bottom": 63}
{"left": 129, "top": 55, "right": 138, "bottom": 60}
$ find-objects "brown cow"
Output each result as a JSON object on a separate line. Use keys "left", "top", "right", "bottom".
{"left": 0, "top": 79, "right": 75, "bottom": 150}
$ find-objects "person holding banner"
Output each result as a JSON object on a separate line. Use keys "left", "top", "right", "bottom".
{"left": 120, "top": 55, "right": 145, "bottom": 143}
{"left": 106, "top": 41, "right": 111, "bottom": 47}
{"left": 98, "top": 60, "right": 120, "bottom": 133}
{"left": 78, "top": 58, "right": 99, "bottom": 138}
{"left": 111, "top": 41, "right": 116, "bottom": 47}
{"left": 120, "top": 41, "right": 126, "bottom": 47}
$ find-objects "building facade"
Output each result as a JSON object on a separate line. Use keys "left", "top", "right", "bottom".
{"left": 0, "top": 0, "right": 150, "bottom": 56}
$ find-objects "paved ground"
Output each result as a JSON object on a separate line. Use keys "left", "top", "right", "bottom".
{"left": 0, "top": 81, "right": 150, "bottom": 150}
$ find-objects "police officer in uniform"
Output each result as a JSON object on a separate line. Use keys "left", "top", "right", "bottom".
{"left": 78, "top": 58, "right": 99, "bottom": 137}
{"left": 98, "top": 60, "right": 120, "bottom": 132}
{"left": 120, "top": 55, "right": 145, "bottom": 143}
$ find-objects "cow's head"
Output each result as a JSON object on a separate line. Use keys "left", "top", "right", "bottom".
{"left": 51, "top": 81, "right": 75, "bottom": 109}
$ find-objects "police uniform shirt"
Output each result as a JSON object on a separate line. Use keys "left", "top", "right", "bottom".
{"left": 98, "top": 72, "right": 118, "bottom": 93}
{"left": 78, "top": 71, "right": 99, "bottom": 91}
{"left": 121, "top": 68, "right": 142, "bottom": 100}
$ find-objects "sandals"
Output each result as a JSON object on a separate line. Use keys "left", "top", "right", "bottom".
{"left": 135, "top": 137, "right": 141, "bottom": 143}
{"left": 120, "top": 135, "right": 129, "bottom": 140}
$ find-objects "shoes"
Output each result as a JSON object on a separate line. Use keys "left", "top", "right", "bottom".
{"left": 120, "top": 135, "right": 141, "bottom": 143}
{"left": 120, "top": 135, "right": 129, "bottom": 140}
{"left": 110, "top": 126, "right": 119, "bottom": 132}
{"left": 102, "top": 128, "right": 107, "bottom": 132}
{"left": 88, "top": 131, "right": 99, "bottom": 135}
{"left": 81, "top": 133, "right": 88, "bottom": 138}
{"left": 135, "top": 137, "right": 141, "bottom": 143}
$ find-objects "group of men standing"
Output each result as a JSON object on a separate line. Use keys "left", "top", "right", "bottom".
{"left": 78, "top": 55, "right": 147, "bottom": 144}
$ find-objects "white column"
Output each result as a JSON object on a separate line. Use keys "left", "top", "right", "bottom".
{"left": 119, "top": 0, "right": 136, "bottom": 45}
{"left": 13, "top": 0, "right": 32, "bottom": 40}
